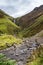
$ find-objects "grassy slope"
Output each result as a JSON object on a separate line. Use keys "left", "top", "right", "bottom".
{"left": 0, "top": 17, "right": 20, "bottom": 35}
{"left": 19, "top": 15, "right": 43, "bottom": 37}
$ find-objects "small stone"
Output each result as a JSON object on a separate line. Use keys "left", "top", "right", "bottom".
{"left": 17, "top": 61, "right": 23, "bottom": 65}
{"left": 15, "top": 54, "right": 19, "bottom": 56}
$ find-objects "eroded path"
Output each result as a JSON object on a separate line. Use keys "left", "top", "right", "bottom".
{"left": 0, "top": 37, "right": 43, "bottom": 65}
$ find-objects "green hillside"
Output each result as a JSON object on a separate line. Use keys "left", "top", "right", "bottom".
{"left": 19, "top": 15, "right": 43, "bottom": 37}
{"left": 0, "top": 17, "right": 20, "bottom": 35}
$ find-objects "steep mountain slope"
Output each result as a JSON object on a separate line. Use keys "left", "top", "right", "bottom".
{"left": 18, "top": 15, "right": 43, "bottom": 37}
{"left": 0, "top": 10, "right": 20, "bottom": 35}
{"left": 16, "top": 5, "right": 43, "bottom": 29}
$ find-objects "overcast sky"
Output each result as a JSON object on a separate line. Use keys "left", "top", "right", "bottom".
{"left": 0, "top": 0, "right": 43, "bottom": 18}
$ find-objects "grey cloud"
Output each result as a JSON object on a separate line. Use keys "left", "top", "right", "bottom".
{"left": 0, "top": 0, "right": 43, "bottom": 17}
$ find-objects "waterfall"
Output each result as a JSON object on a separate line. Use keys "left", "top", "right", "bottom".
{"left": 14, "top": 20, "right": 16, "bottom": 23}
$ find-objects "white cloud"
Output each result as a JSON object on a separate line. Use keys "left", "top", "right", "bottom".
{"left": 0, "top": 0, "right": 43, "bottom": 17}
{"left": 0, "top": 0, "right": 7, "bottom": 6}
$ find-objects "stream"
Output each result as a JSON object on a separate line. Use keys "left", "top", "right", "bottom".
{"left": 0, "top": 38, "right": 43, "bottom": 65}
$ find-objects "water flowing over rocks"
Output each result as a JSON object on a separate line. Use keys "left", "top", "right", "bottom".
{"left": 0, "top": 37, "right": 43, "bottom": 65}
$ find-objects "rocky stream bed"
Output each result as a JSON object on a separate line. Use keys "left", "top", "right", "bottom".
{"left": 0, "top": 37, "right": 43, "bottom": 65}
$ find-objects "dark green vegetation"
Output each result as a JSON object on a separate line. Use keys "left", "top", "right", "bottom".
{"left": 0, "top": 53, "right": 16, "bottom": 65}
